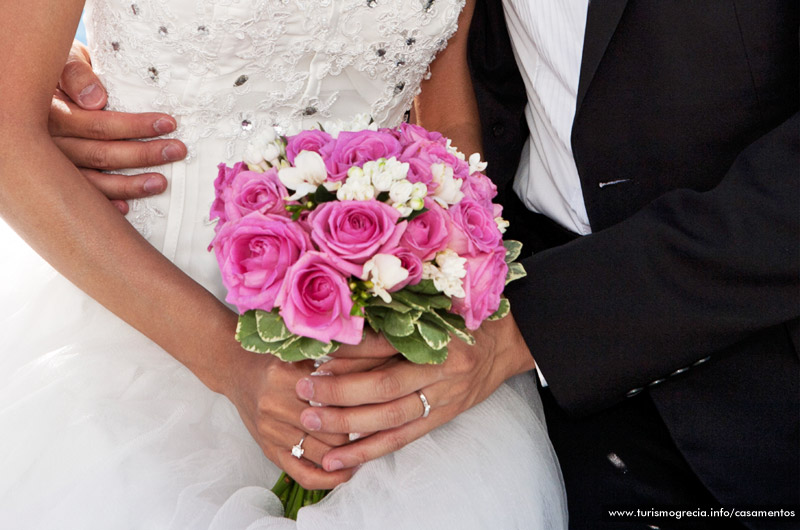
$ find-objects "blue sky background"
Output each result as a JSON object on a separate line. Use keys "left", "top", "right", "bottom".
{"left": 76, "top": 15, "right": 87, "bottom": 43}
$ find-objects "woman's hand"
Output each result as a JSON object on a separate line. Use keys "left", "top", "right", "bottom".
{"left": 293, "top": 315, "right": 536, "bottom": 472}
{"left": 49, "top": 40, "right": 186, "bottom": 214}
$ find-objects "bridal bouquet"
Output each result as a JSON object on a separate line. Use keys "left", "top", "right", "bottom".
{"left": 209, "top": 116, "right": 525, "bottom": 518}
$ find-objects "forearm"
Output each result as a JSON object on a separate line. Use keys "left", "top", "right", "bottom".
{"left": 0, "top": 130, "right": 237, "bottom": 393}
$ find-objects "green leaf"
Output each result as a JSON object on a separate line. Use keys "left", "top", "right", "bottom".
{"left": 405, "top": 207, "right": 429, "bottom": 222}
{"left": 488, "top": 297, "right": 511, "bottom": 321}
{"left": 313, "top": 184, "right": 337, "bottom": 205}
{"left": 364, "top": 305, "right": 389, "bottom": 332}
{"left": 366, "top": 297, "right": 415, "bottom": 313}
{"left": 270, "top": 335, "right": 309, "bottom": 362}
{"left": 503, "top": 240, "right": 523, "bottom": 263}
{"left": 297, "top": 337, "right": 339, "bottom": 359}
{"left": 505, "top": 262, "right": 527, "bottom": 285}
{"left": 405, "top": 279, "right": 439, "bottom": 295}
{"left": 392, "top": 290, "right": 451, "bottom": 312}
{"left": 383, "top": 309, "right": 421, "bottom": 337}
{"left": 415, "top": 320, "right": 451, "bottom": 350}
{"left": 256, "top": 309, "right": 292, "bottom": 342}
{"left": 420, "top": 310, "right": 475, "bottom": 345}
{"left": 236, "top": 311, "right": 273, "bottom": 353}
{"left": 384, "top": 329, "right": 448, "bottom": 364}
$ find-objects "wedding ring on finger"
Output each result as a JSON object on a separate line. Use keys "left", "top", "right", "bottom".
{"left": 291, "top": 435, "right": 306, "bottom": 459}
{"left": 417, "top": 391, "right": 431, "bottom": 419}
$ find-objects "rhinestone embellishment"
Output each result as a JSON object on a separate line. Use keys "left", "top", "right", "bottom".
{"left": 234, "top": 75, "right": 249, "bottom": 87}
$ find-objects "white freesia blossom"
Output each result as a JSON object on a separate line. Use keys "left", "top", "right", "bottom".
{"left": 337, "top": 166, "right": 375, "bottom": 200}
{"left": 244, "top": 127, "right": 285, "bottom": 171}
{"left": 410, "top": 182, "right": 427, "bottom": 199}
{"left": 495, "top": 216, "right": 510, "bottom": 234}
{"left": 362, "top": 254, "right": 409, "bottom": 303}
{"left": 445, "top": 138, "right": 466, "bottom": 160}
{"left": 364, "top": 157, "right": 409, "bottom": 192}
{"left": 389, "top": 179, "right": 414, "bottom": 205}
{"left": 278, "top": 150, "right": 328, "bottom": 201}
{"left": 409, "top": 197, "right": 425, "bottom": 211}
{"left": 421, "top": 249, "right": 466, "bottom": 298}
{"left": 430, "top": 163, "right": 464, "bottom": 208}
{"left": 469, "top": 153, "right": 488, "bottom": 174}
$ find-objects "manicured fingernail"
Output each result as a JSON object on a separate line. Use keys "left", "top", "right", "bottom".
{"left": 162, "top": 143, "right": 183, "bottom": 161}
{"left": 301, "top": 411, "right": 321, "bottom": 431}
{"left": 310, "top": 370, "right": 332, "bottom": 377}
{"left": 327, "top": 459, "right": 344, "bottom": 472}
{"left": 296, "top": 378, "right": 314, "bottom": 400}
{"left": 153, "top": 117, "right": 176, "bottom": 135}
{"left": 348, "top": 433, "right": 361, "bottom": 442}
{"left": 309, "top": 400, "right": 325, "bottom": 407}
{"left": 143, "top": 176, "right": 165, "bottom": 194}
{"left": 313, "top": 355, "right": 334, "bottom": 368}
{"left": 78, "top": 83, "right": 104, "bottom": 108}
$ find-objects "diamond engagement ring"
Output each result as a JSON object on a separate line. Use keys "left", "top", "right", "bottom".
{"left": 417, "top": 391, "right": 431, "bottom": 418}
{"left": 291, "top": 435, "right": 306, "bottom": 459}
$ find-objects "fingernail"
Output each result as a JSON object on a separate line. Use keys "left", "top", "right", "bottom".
{"left": 348, "top": 433, "right": 361, "bottom": 442}
{"left": 314, "top": 355, "right": 334, "bottom": 369}
{"left": 153, "top": 117, "right": 176, "bottom": 135}
{"left": 327, "top": 459, "right": 344, "bottom": 472}
{"left": 301, "top": 411, "right": 321, "bottom": 431}
{"left": 309, "top": 400, "right": 325, "bottom": 407}
{"left": 78, "top": 83, "right": 104, "bottom": 108}
{"left": 296, "top": 378, "right": 314, "bottom": 400}
{"left": 310, "top": 370, "right": 332, "bottom": 377}
{"left": 162, "top": 143, "right": 183, "bottom": 161}
{"left": 143, "top": 176, "right": 165, "bottom": 194}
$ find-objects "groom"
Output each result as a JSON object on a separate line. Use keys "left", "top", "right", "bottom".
{"left": 53, "top": 1, "right": 797, "bottom": 527}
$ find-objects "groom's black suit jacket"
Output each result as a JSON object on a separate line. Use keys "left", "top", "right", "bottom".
{"left": 468, "top": 0, "right": 799, "bottom": 519}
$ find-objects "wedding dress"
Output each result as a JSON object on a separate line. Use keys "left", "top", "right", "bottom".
{"left": 0, "top": 1, "right": 567, "bottom": 528}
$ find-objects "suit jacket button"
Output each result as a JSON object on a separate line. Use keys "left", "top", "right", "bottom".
{"left": 648, "top": 378, "right": 666, "bottom": 387}
{"left": 692, "top": 356, "right": 711, "bottom": 366}
{"left": 626, "top": 387, "right": 643, "bottom": 398}
{"left": 492, "top": 123, "right": 505, "bottom": 137}
{"left": 670, "top": 366, "right": 690, "bottom": 377}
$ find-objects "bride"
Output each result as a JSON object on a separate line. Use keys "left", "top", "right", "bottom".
{"left": 0, "top": 1, "right": 566, "bottom": 528}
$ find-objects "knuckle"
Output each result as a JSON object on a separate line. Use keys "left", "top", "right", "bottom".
{"left": 60, "top": 60, "right": 84, "bottom": 87}
{"left": 85, "top": 144, "right": 110, "bottom": 169}
{"left": 384, "top": 431, "right": 408, "bottom": 453}
{"left": 382, "top": 403, "right": 408, "bottom": 427}
{"left": 376, "top": 373, "right": 403, "bottom": 400}
{"left": 87, "top": 118, "right": 112, "bottom": 139}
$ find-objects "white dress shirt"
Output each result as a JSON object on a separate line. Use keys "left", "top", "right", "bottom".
{"left": 502, "top": 0, "right": 591, "bottom": 235}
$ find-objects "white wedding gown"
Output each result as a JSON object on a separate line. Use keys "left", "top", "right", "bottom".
{"left": 0, "top": 1, "right": 567, "bottom": 528}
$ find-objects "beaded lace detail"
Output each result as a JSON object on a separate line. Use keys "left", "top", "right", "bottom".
{"left": 84, "top": 0, "right": 463, "bottom": 237}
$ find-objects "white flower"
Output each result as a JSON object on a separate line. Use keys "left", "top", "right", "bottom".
{"left": 445, "top": 139, "right": 466, "bottom": 160}
{"left": 364, "top": 157, "right": 409, "bottom": 192}
{"left": 337, "top": 166, "right": 376, "bottom": 201}
{"left": 430, "top": 163, "right": 464, "bottom": 208}
{"left": 389, "top": 180, "right": 414, "bottom": 205}
{"left": 421, "top": 249, "right": 467, "bottom": 298}
{"left": 243, "top": 127, "right": 285, "bottom": 170}
{"left": 495, "top": 216, "right": 510, "bottom": 234}
{"left": 278, "top": 150, "right": 328, "bottom": 201}
{"left": 362, "top": 254, "right": 409, "bottom": 303}
{"left": 410, "top": 182, "right": 427, "bottom": 200}
{"left": 469, "top": 153, "right": 488, "bottom": 174}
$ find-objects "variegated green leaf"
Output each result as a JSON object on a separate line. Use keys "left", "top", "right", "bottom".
{"left": 364, "top": 305, "right": 389, "bottom": 332}
{"left": 236, "top": 311, "right": 273, "bottom": 353}
{"left": 405, "top": 279, "right": 439, "bottom": 295}
{"left": 270, "top": 335, "right": 307, "bottom": 362}
{"left": 505, "top": 262, "right": 527, "bottom": 285}
{"left": 297, "top": 337, "right": 339, "bottom": 359}
{"left": 384, "top": 329, "right": 448, "bottom": 364}
{"left": 420, "top": 311, "right": 475, "bottom": 345}
{"left": 366, "top": 297, "right": 415, "bottom": 313}
{"left": 503, "top": 240, "right": 523, "bottom": 263}
{"left": 383, "top": 309, "right": 421, "bottom": 337}
{"left": 256, "top": 309, "right": 292, "bottom": 342}
{"left": 415, "top": 320, "right": 450, "bottom": 350}
{"left": 488, "top": 297, "right": 511, "bottom": 321}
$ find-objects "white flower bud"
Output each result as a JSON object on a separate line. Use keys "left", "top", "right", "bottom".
{"left": 469, "top": 153, "right": 488, "bottom": 174}
{"left": 495, "top": 216, "right": 510, "bottom": 234}
{"left": 362, "top": 254, "right": 409, "bottom": 302}
{"left": 430, "top": 163, "right": 464, "bottom": 207}
{"left": 389, "top": 180, "right": 414, "bottom": 205}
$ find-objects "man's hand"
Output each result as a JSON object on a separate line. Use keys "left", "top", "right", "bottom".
{"left": 50, "top": 40, "right": 187, "bottom": 214}
{"left": 294, "top": 314, "right": 536, "bottom": 472}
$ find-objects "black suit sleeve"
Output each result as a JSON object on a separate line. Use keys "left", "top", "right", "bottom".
{"left": 506, "top": 112, "right": 800, "bottom": 415}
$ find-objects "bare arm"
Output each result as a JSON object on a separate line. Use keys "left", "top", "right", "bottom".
{"left": 0, "top": 1, "right": 349, "bottom": 490}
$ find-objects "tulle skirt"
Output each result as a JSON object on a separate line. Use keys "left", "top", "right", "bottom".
{"left": 0, "top": 222, "right": 567, "bottom": 529}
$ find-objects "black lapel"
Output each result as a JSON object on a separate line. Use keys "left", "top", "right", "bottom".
{"left": 575, "top": 0, "right": 629, "bottom": 115}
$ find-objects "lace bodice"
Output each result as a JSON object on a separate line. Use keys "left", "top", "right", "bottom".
{"left": 82, "top": 0, "right": 464, "bottom": 291}
{"left": 85, "top": 0, "right": 463, "bottom": 161}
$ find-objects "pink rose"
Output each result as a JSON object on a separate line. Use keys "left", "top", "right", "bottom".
{"left": 309, "top": 200, "right": 407, "bottom": 278}
{"left": 394, "top": 122, "right": 444, "bottom": 145}
{"left": 387, "top": 247, "right": 423, "bottom": 291}
{"left": 275, "top": 251, "right": 364, "bottom": 345}
{"left": 447, "top": 198, "right": 502, "bottom": 256}
{"left": 212, "top": 213, "right": 312, "bottom": 313}
{"left": 400, "top": 200, "right": 451, "bottom": 261}
{"left": 223, "top": 168, "right": 290, "bottom": 223}
{"left": 285, "top": 129, "right": 333, "bottom": 165}
{"left": 460, "top": 171, "right": 498, "bottom": 209}
{"left": 210, "top": 162, "right": 248, "bottom": 225}
{"left": 451, "top": 246, "right": 508, "bottom": 330}
{"left": 400, "top": 141, "right": 469, "bottom": 187}
{"left": 324, "top": 130, "right": 402, "bottom": 182}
